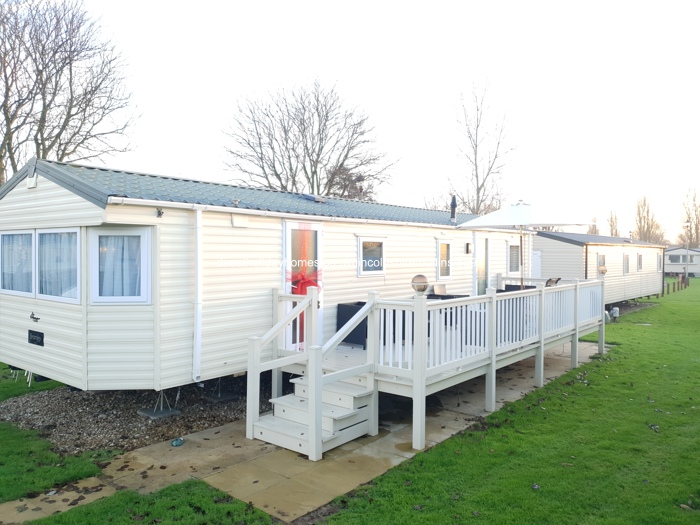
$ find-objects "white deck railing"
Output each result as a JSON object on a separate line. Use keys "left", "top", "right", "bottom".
{"left": 372, "top": 281, "right": 603, "bottom": 375}
{"left": 247, "top": 280, "right": 606, "bottom": 457}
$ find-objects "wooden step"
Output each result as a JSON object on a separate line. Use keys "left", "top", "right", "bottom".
{"left": 271, "top": 394, "right": 369, "bottom": 432}
{"left": 290, "top": 377, "right": 373, "bottom": 409}
{"left": 252, "top": 414, "right": 370, "bottom": 457}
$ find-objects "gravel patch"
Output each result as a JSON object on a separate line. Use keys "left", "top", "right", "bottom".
{"left": 0, "top": 374, "right": 276, "bottom": 456}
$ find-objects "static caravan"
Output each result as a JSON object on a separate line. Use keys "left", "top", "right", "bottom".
{"left": 0, "top": 159, "right": 528, "bottom": 392}
{"left": 533, "top": 231, "right": 665, "bottom": 306}
{"left": 664, "top": 246, "right": 700, "bottom": 277}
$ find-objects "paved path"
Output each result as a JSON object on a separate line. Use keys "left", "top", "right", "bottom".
{"left": 0, "top": 343, "right": 599, "bottom": 524}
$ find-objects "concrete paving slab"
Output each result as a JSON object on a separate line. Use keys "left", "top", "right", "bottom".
{"left": 0, "top": 477, "right": 115, "bottom": 524}
{"left": 246, "top": 477, "right": 338, "bottom": 522}
{"left": 204, "top": 459, "right": 288, "bottom": 499}
{"left": 247, "top": 448, "right": 318, "bottom": 478}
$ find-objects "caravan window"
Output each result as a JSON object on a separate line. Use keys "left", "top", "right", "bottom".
{"left": 437, "top": 241, "right": 451, "bottom": 279}
{"left": 509, "top": 244, "right": 520, "bottom": 273}
{"left": 90, "top": 228, "right": 151, "bottom": 303}
{"left": 0, "top": 232, "right": 33, "bottom": 295}
{"left": 37, "top": 230, "right": 79, "bottom": 302}
{"left": 623, "top": 254, "right": 630, "bottom": 274}
{"left": 358, "top": 238, "right": 384, "bottom": 276}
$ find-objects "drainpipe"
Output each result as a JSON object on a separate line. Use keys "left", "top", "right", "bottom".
{"left": 192, "top": 208, "right": 203, "bottom": 382}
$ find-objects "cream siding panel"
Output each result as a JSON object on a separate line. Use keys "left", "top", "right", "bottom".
{"left": 0, "top": 176, "right": 104, "bottom": 229}
{"left": 86, "top": 306, "right": 156, "bottom": 389}
{"left": 0, "top": 295, "right": 85, "bottom": 388}
{"left": 154, "top": 209, "right": 195, "bottom": 389}
{"left": 534, "top": 237, "right": 584, "bottom": 279}
{"left": 320, "top": 222, "right": 477, "bottom": 342}
{"left": 198, "top": 214, "right": 281, "bottom": 380}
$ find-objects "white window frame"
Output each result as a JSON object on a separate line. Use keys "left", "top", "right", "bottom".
{"left": 637, "top": 254, "right": 643, "bottom": 271}
{"left": 623, "top": 254, "right": 630, "bottom": 275}
{"left": 657, "top": 253, "right": 663, "bottom": 272}
{"left": 89, "top": 227, "right": 151, "bottom": 304}
{"left": 357, "top": 237, "right": 385, "bottom": 277}
{"left": 508, "top": 243, "right": 520, "bottom": 274}
{"left": 36, "top": 228, "right": 80, "bottom": 304}
{"left": 436, "top": 240, "right": 451, "bottom": 280}
{"left": 0, "top": 230, "right": 35, "bottom": 298}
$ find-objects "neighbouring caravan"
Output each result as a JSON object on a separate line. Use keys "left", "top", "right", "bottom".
{"left": 0, "top": 159, "right": 530, "bottom": 392}
{"left": 533, "top": 231, "right": 665, "bottom": 306}
{"left": 664, "top": 246, "right": 700, "bottom": 277}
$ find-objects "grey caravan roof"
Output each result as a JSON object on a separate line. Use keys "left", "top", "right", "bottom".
{"left": 536, "top": 231, "right": 665, "bottom": 248}
{"left": 666, "top": 246, "right": 700, "bottom": 254}
{"left": 3, "top": 159, "right": 478, "bottom": 227}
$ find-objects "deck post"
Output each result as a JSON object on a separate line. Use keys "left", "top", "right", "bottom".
{"left": 366, "top": 291, "right": 380, "bottom": 437}
{"left": 535, "top": 284, "right": 545, "bottom": 387}
{"left": 271, "top": 288, "right": 283, "bottom": 399}
{"left": 307, "top": 344, "right": 323, "bottom": 461}
{"left": 306, "top": 287, "right": 319, "bottom": 348}
{"left": 246, "top": 337, "right": 262, "bottom": 440}
{"left": 572, "top": 280, "right": 580, "bottom": 368}
{"left": 598, "top": 280, "right": 606, "bottom": 354}
{"left": 412, "top": 293, "right": 428, "bottom": 450}
{"left": 485, "top": 288, "right": 498, "bottom": 412}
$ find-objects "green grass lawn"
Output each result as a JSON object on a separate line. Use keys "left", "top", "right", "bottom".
{"left": 5, "top": 282, "right": 699, "bottom": 524}
{"left": 0, "top": 364, "right": 63, "bottom": 403}
{"left": 324, "top": 283, "right": 700, "bottom": 524}
{"left": 0, "top": 365, "right": 112, "bottom": 503}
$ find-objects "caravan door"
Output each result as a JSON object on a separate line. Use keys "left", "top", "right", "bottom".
{"left": 283, "top": 221, "right": 323, "bottom": 348}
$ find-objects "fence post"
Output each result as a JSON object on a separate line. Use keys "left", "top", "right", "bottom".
{"left": 598, "top": 280, "right": 606, "bottom": 354}
{"left": 485, "top": 288, "right": 498, "bottom": 412}
{"left": 412, "top": 294, "right": 428, "bottom": 450}
{"left": 572, "top": 280, "right": 580, "bottom": 368}
{"left": 366, "top": 291, "right": 380, "bottom": 437}
{"left": 535, "top": 284, "right": 545, "bottom": 387}
{"left": 307, "top": 344, "right": 323, "bottom": 461}
{"left": 246, "top": 337, "right": 262, "bottom": 440}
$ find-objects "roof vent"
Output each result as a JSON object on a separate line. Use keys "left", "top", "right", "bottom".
{"left": 303, "top": 194, "right": 327, "bottom": 203}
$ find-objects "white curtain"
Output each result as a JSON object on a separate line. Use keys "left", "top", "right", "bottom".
{"left": 39, "top": 232, "right": 78, "bottom": 298}
{"left": 1, "top": 234, "right": 32, "bottom": 293}
{"left": 99, "top": 235, "right": 141, "bottom": 297}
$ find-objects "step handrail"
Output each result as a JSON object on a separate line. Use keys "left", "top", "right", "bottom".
{"left": 246, "top": 288, "right": 318, "bottom": 442}
{"left": 259, "top": 294, "right": 311, "bottom": 348}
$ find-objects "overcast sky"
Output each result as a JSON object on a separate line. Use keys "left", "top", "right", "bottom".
{"left": 81, "top": 0, "right": 700, "bottom": 242}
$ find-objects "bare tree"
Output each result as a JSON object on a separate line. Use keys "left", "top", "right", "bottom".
{"left": 633, "top": 197, "right": 665, "bottom": 244}
{"left": 587, "top": 218, "right": 599, "bottom": 235}
{"left": 0, "top": 0, "right": 133, "bottom": 184}
{"left": 449, "top": 88, "right": 510, "bottom": 215}
{"left": 608, "top": 211, "right": 619, "bottom": 237}
{"left": 225, "top": 81, "right": 391, "bottom": 199}
{"left": 679, "top": 190, "right": 700, "bottom": 247}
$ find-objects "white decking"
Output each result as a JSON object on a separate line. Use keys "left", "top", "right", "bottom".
{"left": 247, "top": 281, "right": 606, "bottom": 460}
